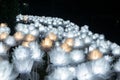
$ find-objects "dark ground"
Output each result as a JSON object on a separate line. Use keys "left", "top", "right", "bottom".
{"left": 0, "top": 0, "right": 120, "bottom": 80}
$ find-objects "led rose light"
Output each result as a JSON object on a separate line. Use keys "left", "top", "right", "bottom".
{"left": 0, "top": 32, "right": 9, "bottom": 40}
{"left": 23, "top": 15, "right": 28, "bottom": 22}
{"left": 4, "top": 36, "right": 16, "bottom": 47}
{"left": 47, "top": 32, "right": 57, "bottom": 41}
{"left": 88, "top": 49, "right": 103, "bottom": 60}
{"left": 24, "top": 34, "right": 36, "bottom": 42}
{"left": 14, "top": 31, "right": 25, "bottom": 41}
{"left": 64, "top": 38, "right": 74, "bottom": 47}
{"left": 13, "top": 46, "right": 34, "bottom": 73}
{"left": 0, "top": 23, "right": 7, "bottom": 27}
{"left": 41, "top": 37, "right": 53, "bottom": 50}
{"left": 0, "top": 23, "right": 10, "bottom": 41}
{"left": 21, "top": 41, "right": 30, "bottom": 47}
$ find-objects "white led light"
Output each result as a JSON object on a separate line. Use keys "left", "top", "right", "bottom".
{"left": 49, "top": 48, "right": 70, "bottom": 66}
{"left": 29, "top": 42, "right": 44, "bottom": 61}
{"left": 91, "top": 58, "right": 110, "bottom": 76}
{"left": 112, "top": 46, "right": 120, "bottom": 56}
{"left": 76, "top": 63, "right": 94, "bottom": 80}
{"left": 70, "top": 50, "right": 85, "bottom": 63}
{"left": 13, "top": 46, "right": 31, "bottom": 60}
{"left": 4, "top": 36, "right": 16, "bottom": 46}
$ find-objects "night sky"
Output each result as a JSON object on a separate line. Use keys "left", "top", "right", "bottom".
{"left": 0, "top": 0, "right": 120, "bottom": 44}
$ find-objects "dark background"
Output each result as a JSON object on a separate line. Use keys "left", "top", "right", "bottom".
{"left": 0, "top": 0, "right": 120, "bottom": 44}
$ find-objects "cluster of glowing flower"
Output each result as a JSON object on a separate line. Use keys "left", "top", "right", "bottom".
{"left": 0, "top": 14, "right": 120, "bottom": 80}
{"left": 16, "top": 15, "right": 120, "bottom": 80}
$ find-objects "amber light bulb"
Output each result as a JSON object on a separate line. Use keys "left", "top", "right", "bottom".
{"left": 41, "top": 37, "right": 53, "bottom": 50}
{"left": 0, "top": 32, "right": 8, "bottom": 40}
{"left": 14, "top": 32, "right": 24, "bottom": 41}
{"left": 0, "top": 23, "right": 7, "bottom": 27}
{"left": 21, "top": 41, "right": 30, "bottom": 47}
{"left": 61, "top": 43, "right": 72, "bottom": 52}
{"left": 64, "top": 38, "right": 74, "bottom": 47}
{"left": 88, "top": 49, "right": 103, "bottom": 60}
{"left": 24, "top": 34, "right": 36, "bottom": 42}
{"left": 23, "top": 15, "right": 28, "bottom": 22}
{"left": 47, "top": 32, "right": 57, "bottom": 41}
